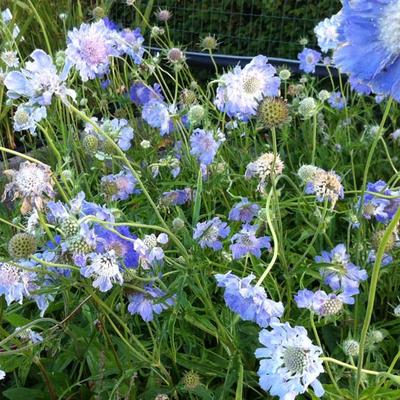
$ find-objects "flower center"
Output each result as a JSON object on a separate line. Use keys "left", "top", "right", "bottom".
{"left": 82, "top": 37, "right": 107, "bottom": 65}
{"left": 14, "top": 109, "right": 30, "bottom": 125}
{"left": 203, "top": 225, "right": 219, "bottom": 242}
{"left": 283, "top": 346, "right": 308, "bottom": 374}
{"left": 143, "top": 234, "right": 158, "bottom": 249}
{"left": 239, "top": 233, "right": 254, "bottom": 247}
{"left": 96, "top": 254, "right": 120, "bottom": 277}
{"left": 379, "top": 1, "right": 400, "bottom": 55}
{"left": 320, "top": 298, "right": 343, "bottom": 316}
{"left": 242, "top": 74, "right": 261, "bottom": 94}
{"left": 16, "top": 167, "right": 45, "bottom": 195}
{"left": 0, "top": 263, "right": 21, "bottom": 285}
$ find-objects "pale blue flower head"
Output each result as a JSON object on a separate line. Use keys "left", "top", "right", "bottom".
{"left": 298, "top": 48, "right": 321, "bottom": 74}
{"left": 4, "top": 49, "right": 75, "bottom": 106}
{"left": 193, "top": 217, "right": 230, "bottom": 250}
{"left": 230, "top": 224, "right": 271, "bottom": 259}
{"left": 13, "top": 103, "right": 47, "bottom": 135}
{"left": 190, "top": 128, "right": 222, "bottom": 166}
{"left": 215, "top": 271, "right": 284, "bottom": 327}
{"left": 142, "top": 99, "right": 174, "bottom": 136}
{"left": 229, "top": 198, "right": 260, "bottom": 223}
{"left": 134, "top": 233, "right": 168, "bottom": 269}
{"left": 328, "top": 91, "right": 347, "bottom": 110}
{"left": 101, "top": 169, "right": 139, "bottom": 201}
{"left": 314, "top": 14, "right": 341, "bottom": 53}
{"left": 214, "top": 55, "right": 280, "bottom": 120}
{"left": 255, "top": 322, "right": 325, "bottom": 399}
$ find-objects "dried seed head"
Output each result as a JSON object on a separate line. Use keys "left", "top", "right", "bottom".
{"left": 201, "top": 35, "right": 218, "bottom": 51}
{"left": 82, "top": 134, "right": 99, "bottom": 152}
{"left": 8, "top": 233, "right": 37, "bottom": 259}
{"left": 156, "top": 9, "right": 172, "bottom": 22}
{"left": 343, "top": 339, "right": 359, "bottom": 357}
{"left": 182, "top": 370, "right": 201, "bottom": 390}
{"left": 372, "top": 230, "right": 396, "bottom": 252}
{"left": 167, "top": 47, "right": 185, "bottom": 64}
{"left": 258, "top": 97, "right": 289, "bottom": 129}
{"left": 92, "top": 6, "right": 105, "bottom": 19}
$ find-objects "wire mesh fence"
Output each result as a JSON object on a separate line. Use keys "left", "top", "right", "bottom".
{"left": 112, "top": 0, "right": 341, "bottom": 60}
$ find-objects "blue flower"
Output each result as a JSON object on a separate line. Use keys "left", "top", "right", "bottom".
{"left": 129, "top": 81, "right": 163, "bottom": 106}
{"left": 134, "top": 233, "right": 168, "bottom": 269}
{"left": 367, "top": 249, "right": 393, "bottom": 267}
{"left": 359, "top": 180, "right": 400, "bottom": 224}
{"left": 190, "top": 128, "right": 223, "bottom": 166}
{"left": 328, "top": 91, "right": 347, "bottom": 110}
{"left": 314, "top": 14, "right": 341, "bottom": 53}
{"left": 230, "top": 224, "right": 271, "bottom": 259}
{"left": 13, "top": 103, "right": 47, "bottom": 135}
{"left": 298, "top": 48, "right": 321, "bottom": 74}
{"left": 101, "top": 169, "right": 140, "bottom": 201}
{"left": 142, "top": 100, "right": 174, "bottom": 136}
{"left": 349, "top": 76, "right": 372, "bottom": 95}
{"left": 255, "top": 322, "right": 324, "bottom": 399}
{"left": 161, "top": 188, "right": 192, "bottom": 206}
{"left": 127, "top": 285, "right": 174, "bottom": 321}
{"left": 214, "top": 55, "right": 280, "bottom": 120}
{"left": 332, "top": 0, "right": 400, "bottom": 101}
{"left": 193, "top": 217, "right": 230, "bottom": 250}
{"left": 228, "top": 198, "right": 260, "bottom": 223}
{"left": 4, "top": 49, "right": 75, "bottom": 106}
{"left": 315, "top": 244, "right": 368, "bottom": 295}
{"left": 215, "top": 272, "right": 284, "bottom": 327}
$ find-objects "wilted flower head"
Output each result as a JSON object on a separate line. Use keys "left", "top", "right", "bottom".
{"left": 315, "top": 244, "right": 368, "bottom": 295}
{"left": 255, "top": 322, "right": 324, "bottom": 399}
{"left": 230, "top": 224, "right": 271, "bottom": 259}
{"left": 215, "top": 272, "right": 284, "bottom": 327}
{"left": 128, "top": 285, "right": 174, "bottom": 321}
{"left": 298, "top": 48, "right": 321, "bottom": 74}
{"left": 304, "top": 168, "right": 344, "bottom": 206}
{"left": 15, "top": 327, "right": 43, "bottom": 344}
{"left": 167, "top": 47, "right": 185, "bottom": 64}
{"left": 2, "top": 161, "right": 55, "bottom": 214}
{"left": 4, "top": 49, "right": 76, "bottom": 106}
{"left": 214, "top": 55, "right": 280, "bottom": 120}
{"left": 245, "top": 152, "right": 284, "bottom": 192}
{"left": 193, "top": 217, "right": 230, "bottom": 250}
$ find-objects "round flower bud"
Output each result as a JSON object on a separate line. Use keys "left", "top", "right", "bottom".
{"left": 182, "top": 370, "right": 201, "bottom": 390}
{"left": 279, "top": 69, "right": 291, "bottom": 81}
{"left": 59, "top": 13, "right": 67, "bottom": 21}
{"left": 140, "top": 140, "right": 151, "bottom": 149}
{"left": 60, "top": 217, "right": 79, "bottom": 237}
{"left": 92, "top": 6, "right": 105, "bottom": 19}
{"left": 318, "top": 90, "right": 331, "bottom": 102}
{"left": 8, "top": 233, "right": 37, "bottom": 259}
{"left": 188, "top": 105, "right": 206, "bottom": 125}
{"left": 60, "top": 169, "right": 73, "bottom": 181}
{"left": 55, "top": 50, "right": 66, "bottom": 68}
{"left": 320, "top": 298, "right": 343, "bottom": 316}
{"left": 180, "top": 89, "right": 197, "bottom": 106}
{"left": 299, "top": 37, "right": 308, "bottom": 46}
{"left": 167, "top": 47, "right": 185, "bottom": 64}
{"left": 372, "top": 230, "right": 396, "bottom": 252}
{"left": 201, "top": 35, "right": 218, "bottom": 51}
{"left": 156, "top": 9, "right": 172, "bottom": 22}
{"left": 257, "top": 97, "right": 289, "bottom": 129}
{"left": 151, "top": 26, "right": 164, "bottom": 38}
{"left": 297, "top": 164, "right": 321, "bottom": 183}
{"left": 67, "top": 236, "right": 92, "bottom": 254}
{"left": 79, "top": 98, "right": 88, "bottom": 107}
{"left": 172, "top": 217, "right": 185, "bottom": 231}
{"left": 394, "top": 304, "right": 400, "bottom": 317}
{"left": 343, "top": 339, "right": 360, "bottom": 357}
{"left": 82, "top": 134, "right": 99, "bottom": 153}
{"left": 368, "top": 329, "right": 385, "bottom": 344}
{"left": 298, "top": 97, "right": 317, "bottom": 119}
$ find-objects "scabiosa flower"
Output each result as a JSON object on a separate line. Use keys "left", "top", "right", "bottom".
{"left": 304, "top": 169, "right": 344, "bottom": 206}
{"left": 129, "top": 81, "right": 163, "bottom": 106}
{"left": 366, "top": 249, "right": 393, "bottom": 267}
{"left": 332, "top": 0, "right": 400, "bottom": 101}
{"left": 142, "top": 100, "right": 174, "bottom": 136}
{"left": 349, "top": 76, "right": 372, "bottom": 95}
{"left": 15, "top": 327, "right": 43, "bottom": 344}
{"left": 245, "top": 152, "right": 284, "bottom": 192}
{"left": 4, "top": 49, "right": 76, "bottom": 105}
{"left": 111, "top": 27, "right": 144, "bottom": 64}
{"left": 95, "top": 225, "right": 139, "bottom": 268}
{"left": 134, "top": 233, "right": 168, "bottom": 269}
{"left": 161, "top": 188, "right": 192, "bottom": 206}
{"left": 101, "top": 169, "right": 139, "bottom": 201}
{"left": 215, "top": 272, "right": 284, "bottom": 327}
{"left": 1, "top": 50, "right": 19, "bottom": 67}
{"left": 189, "top": 128, "right": 223, "bottom": 166}
{"left": 193, "top": 217, "right": 230, "bottom": 251}
{"left": 298, "top": 48, "right": 321, "bottom": 74}
{"left": 314, "top": 14, "right": 341, "bottom": 53}
{"left": 0, "top": 261, "right": 31, "bottom": 305}
{"left": 255, "top": 322, "right": 324, "bottom": 399}
{"left": 316, "top": 244, "right": 368, "bottom": 295}
{"left": 2, "top": 161, "right": 55, "bottom": 214}
{"left": 229, "top": 198, "right": 260, "bottom": 223}
{"left": 230, "top": 224, "right": 271, "bottom": 259}
{"left": 359, "top": 180, "right": 400, "bottom": 223}
{"left": 295, "top": 289, "right": 355, "bottom": 316}
{"left": 81, "top": 250, "right": 123, "bottom": 292}
{"left": 214, "top": 55, "right": 280, "bottom": 120}
{"left": 297, "top": 164, "right": 322, "bottom": 183}
{"left": 13, "top": 103, "right": 47, "bottom": 135}
{"left": 298, "top": 97, "right": 317, "bottom": 119}
{"left": 65, "top": 20, "right": 118, "bottom": 81}
{"left": 328, "top": 91, "right": 347, "bottom": 110}
{"left": 127, "top": 285, "right": 174, "bottom": 322}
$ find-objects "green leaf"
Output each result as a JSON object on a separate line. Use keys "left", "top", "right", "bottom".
{"left": 3, "top": 388, "right": 45, "bottom": 400}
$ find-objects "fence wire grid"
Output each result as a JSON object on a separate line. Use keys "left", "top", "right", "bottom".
{"left": 112, "top": 0, "right": 341, "bottom": 60}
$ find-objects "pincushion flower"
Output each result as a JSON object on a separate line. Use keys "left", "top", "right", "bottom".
{"left": 314, "top": 14, "right": 341, "bottom": 53}
{"left": 161, "top": 188, "right": 192, "bottom": 206}
{"left": 111, "top": 27, "right": 144, "bottom": 64}
{"left": 2, "top": 161, "right": 55, "bottom": 214}
{"left": 66, "top": 20, "right": 118, "bottom": 81}
{"left": 193, "top": 217, "right": 230, "bottom": 250}
{"left": 214, "top": 55, "right": 280, "bottom": 120}
{"left": 229, "top": 198, "right": 260, "bottom": 223}
{"left": 101, "top": 169, "right": 139, "bottom": 201}
{"left": 142, "top": 100, "right": 174, "bottom": 136}
{"left": 255, "top": 322, "right": 325, "bottom": 399}
{"left": 134, "top": 233, "right": 168, "bottom": 269}
{"left": 215, "top": 272, "right": 284, "bottom": 327}
{"left": 4, "top": 49, "right": 76, "bottom": 105}
{"left": 328, "top": 91, "right": 347, "bottom": 110}
{"left": 230, "top": 224, "right": 271, "bottom": 259}
{"left": 0, "top": 261, "right": 31, "bottom": 305}
{"left": 13, "top": 103, "right": 47, "bottom": 135}
{"left": 315, "top": 244, "right": 368, "bottom": 295}
{"left": 129, "top": 81, "right": 163, "bottom": 106}
{"left": 332, "top": 0, "right": 400, "bottom": 101}
{"left": 298, "top": 48, "right": 321, "bottom": 74}
{"left": 190, "top": 128, "right": 223, "bottom": 166}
